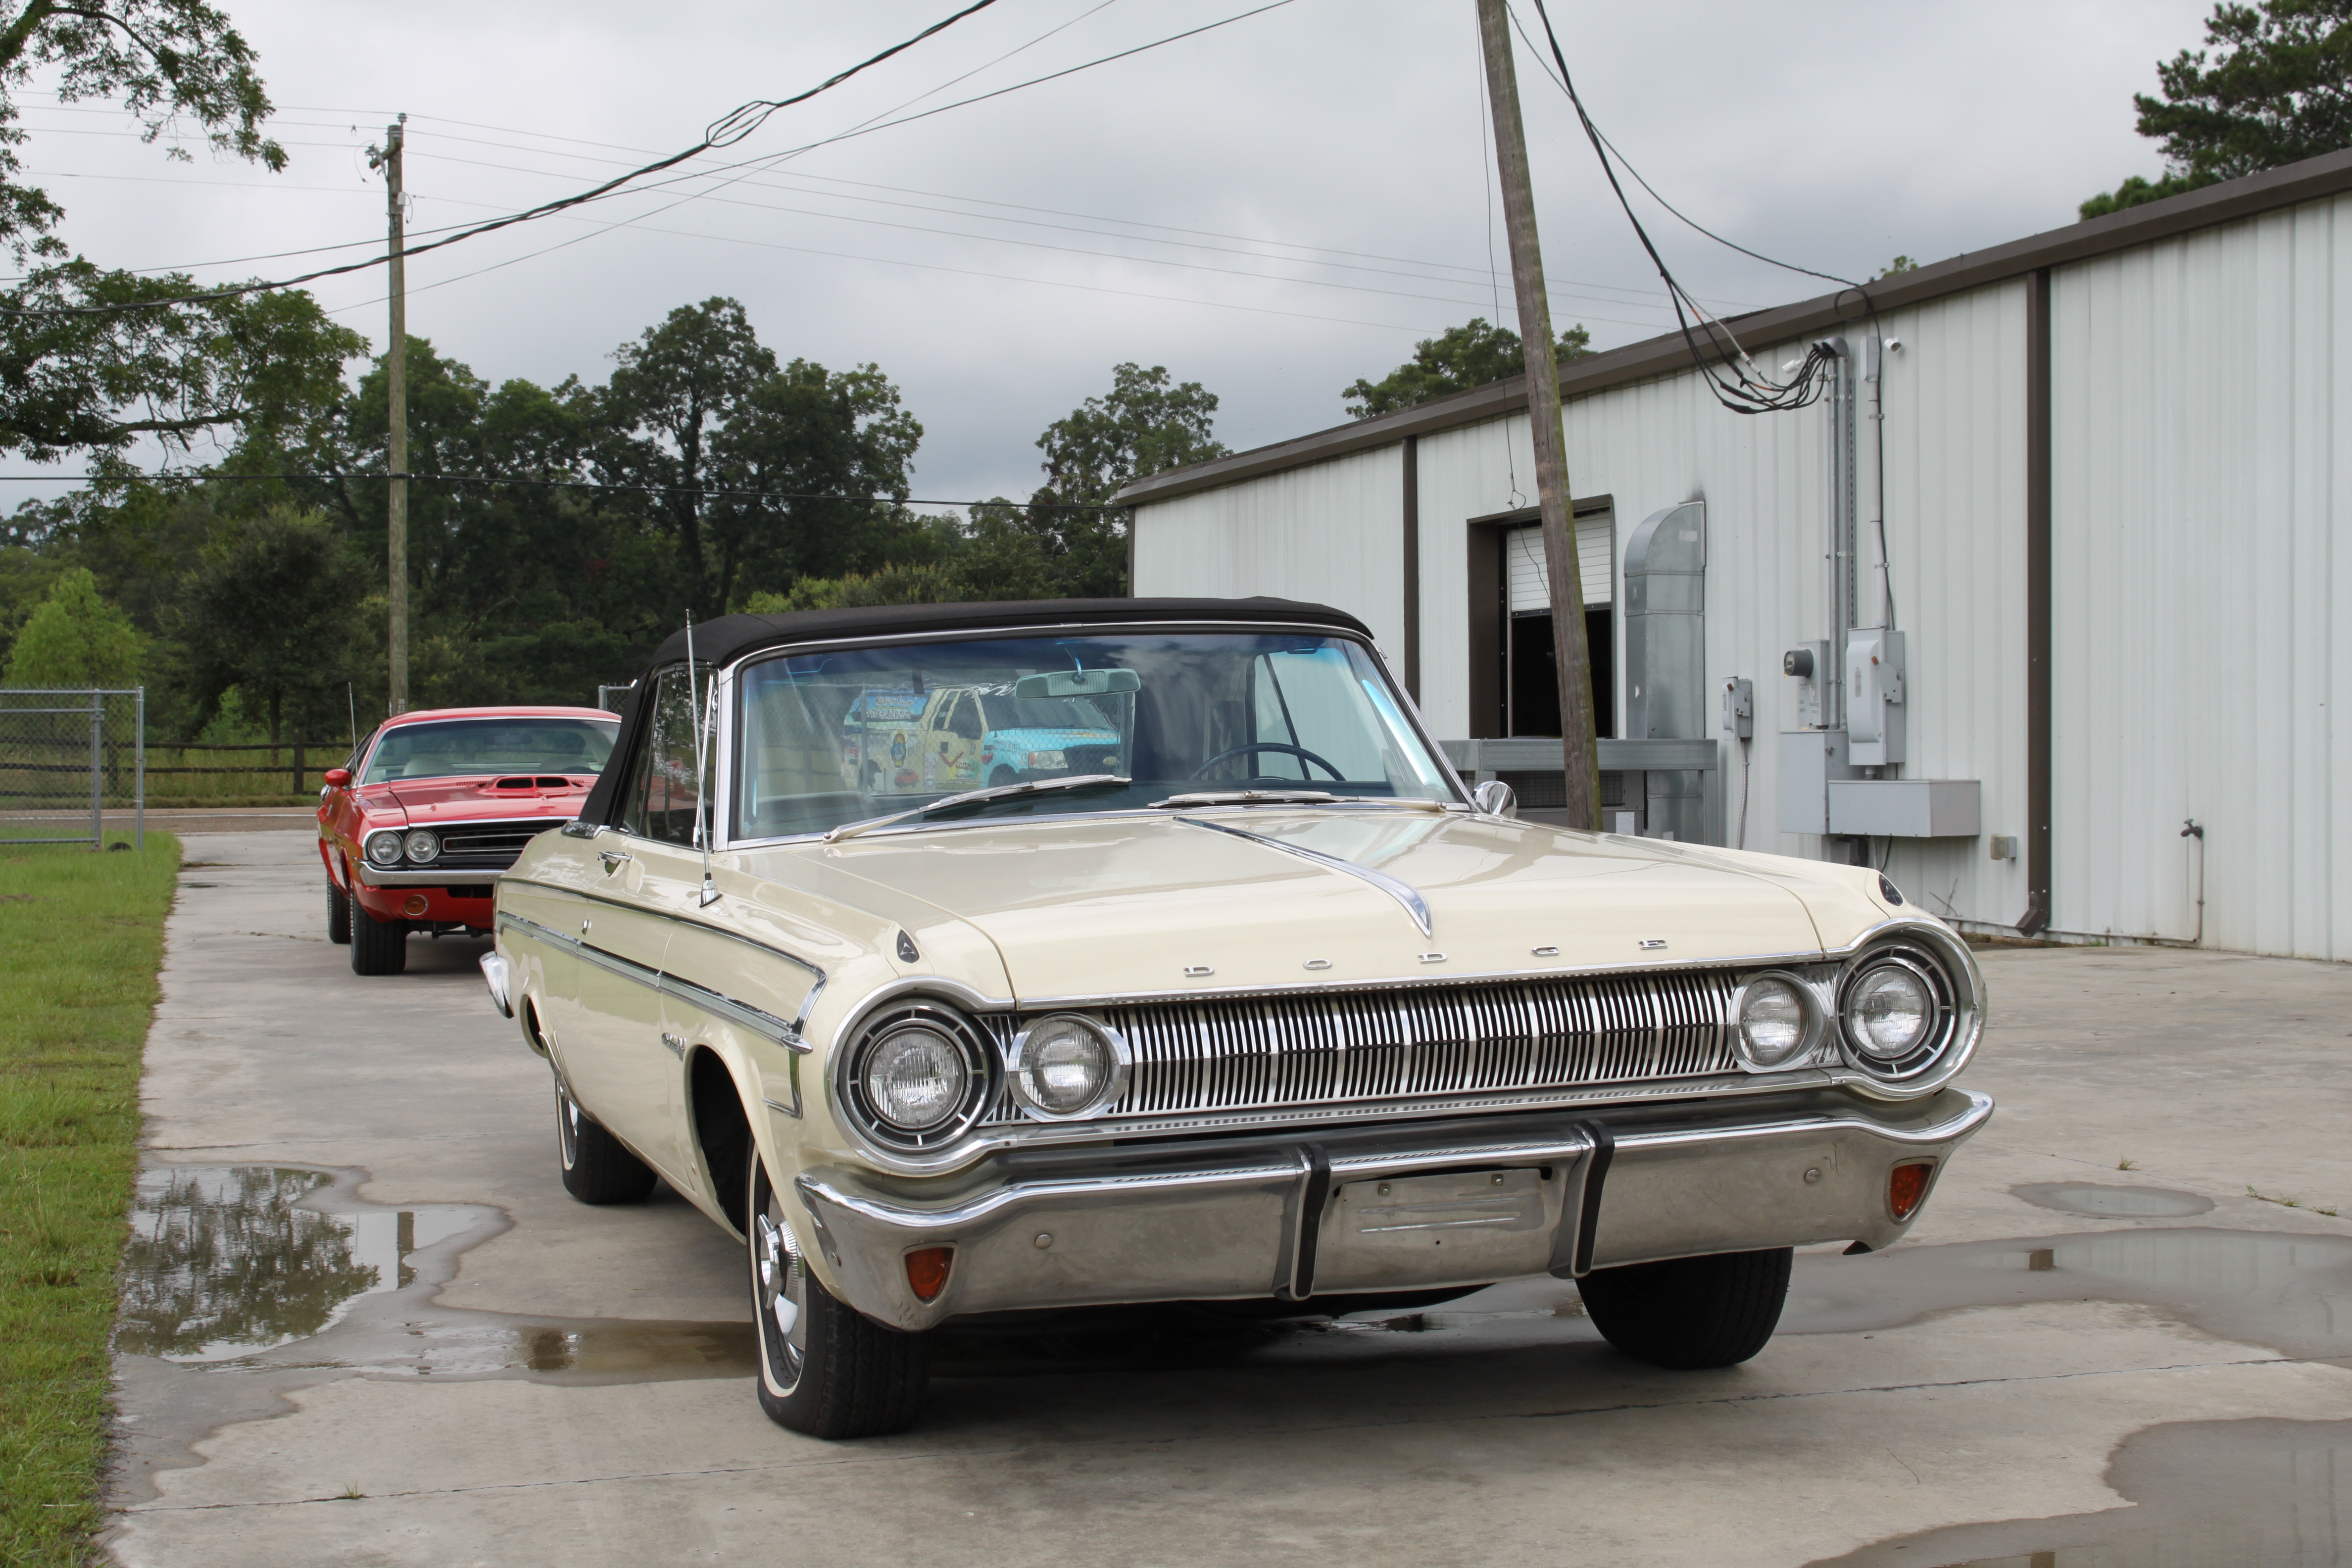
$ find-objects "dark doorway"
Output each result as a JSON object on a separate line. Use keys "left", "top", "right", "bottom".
{"left": 1508, "top": 609, "right": 1613, "bottom": 738}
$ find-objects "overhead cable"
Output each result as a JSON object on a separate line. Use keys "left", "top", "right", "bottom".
{"left": 0, "top": 0, "right": 1013, "bottom": 316}
{"left": 1517, "top": 0, "right": 1861, "bottom": 414}
{"left": 0, "top": 471, "right": 1133, "bottom": 510}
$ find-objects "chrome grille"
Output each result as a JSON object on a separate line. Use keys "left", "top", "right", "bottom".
{"left": 988, "top": 969, "right": 1736, "bottom": 1124}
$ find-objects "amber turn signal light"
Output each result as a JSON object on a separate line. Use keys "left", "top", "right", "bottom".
{"left": 904, "top": 1246, "right": 954, "bottom": 1303}
{"left": 1888, "top": 1162, "right": 1934, "bottom": 1221}
{"left": 401, "top": 893, "right": 431, "bottom": 917}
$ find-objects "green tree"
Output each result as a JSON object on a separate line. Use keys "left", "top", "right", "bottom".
{"left": 593, "top": 297, "right": 778, "bottom": 617}
{"left": 169, "top": 507, "right": 365, "bottom": 741}
{"left": 1, "top": 566, "right": 138, "bottom": 685}
{"left": 1011, "top": 362, "right": 1227, "bottom": 598}
{"left": 0, "top": 0, "right": 355, "bottom": 460}
{"left": 1343, "top": 317, "right": 1594, "bottom": 421}
{"left": 2081, "top": 0, "right": 2352, "bottom": 219}
{"left": 707, "top": 358, "right": 925, "bottom": 606}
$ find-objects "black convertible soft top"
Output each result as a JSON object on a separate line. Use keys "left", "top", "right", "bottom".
{"left": 580, "top": 596, "right": 1376, "bottom": 828}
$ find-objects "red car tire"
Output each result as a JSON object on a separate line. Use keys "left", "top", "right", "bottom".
{"left": 350, "top": 903, "right": 409, "bottom": 976}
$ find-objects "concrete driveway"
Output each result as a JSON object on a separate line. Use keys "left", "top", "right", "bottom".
{"left": 104, "top": 832, "right": 2352, "bottom": 1567}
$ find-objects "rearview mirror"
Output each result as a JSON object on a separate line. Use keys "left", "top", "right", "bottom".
{"left": 1014, "top": 669, "right": 1140, "bottom": 698}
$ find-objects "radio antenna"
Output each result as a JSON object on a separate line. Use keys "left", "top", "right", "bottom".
{"left": 686, "top": 613, "right": 719, "bottom": 906}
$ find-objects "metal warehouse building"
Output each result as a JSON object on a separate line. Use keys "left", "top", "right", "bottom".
{"left": 1120, "top": 149, "right": 2352, "bottom": 963}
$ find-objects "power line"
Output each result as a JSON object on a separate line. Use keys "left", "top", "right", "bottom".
{"left": 1516, "top": 0, "right": 1849, "bottom": 415}
{"left": 0, "top": 470, "right": 1134, "bottom": 510}
{"left": 0, "top": 0, "right": 1014, "bottom": 317}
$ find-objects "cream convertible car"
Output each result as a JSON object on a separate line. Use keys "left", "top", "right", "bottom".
{"left": 481, "top": 597, "right": 1991, "bottom": 1438}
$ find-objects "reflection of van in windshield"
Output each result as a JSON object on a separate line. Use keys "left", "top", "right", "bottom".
{"left": 974, "top": 691, "right": 1119, "bottom": 786}
{"left": 839, "top": 685, "right": 1120, "bottom": 795}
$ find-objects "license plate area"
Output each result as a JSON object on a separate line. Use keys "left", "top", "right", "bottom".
{"left": 1313, "top": 1167, "right": 1563, "bottom": 1292}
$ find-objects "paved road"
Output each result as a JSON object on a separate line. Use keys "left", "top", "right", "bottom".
{"left": 104, "top": 833, "right": 2352, "bottom": 1567}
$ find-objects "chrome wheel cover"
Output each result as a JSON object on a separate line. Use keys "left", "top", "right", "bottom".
{"left": 753, "top": 1189, "right": 808, "bottom": 1394}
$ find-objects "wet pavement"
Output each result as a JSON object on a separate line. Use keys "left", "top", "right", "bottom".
{"left": 103, "top": 833, "right": 2352, "bottom": 1567}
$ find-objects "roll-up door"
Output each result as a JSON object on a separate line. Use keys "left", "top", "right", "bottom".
{"left": 1506, "top": 516, "right": 1614, "bottom": 612}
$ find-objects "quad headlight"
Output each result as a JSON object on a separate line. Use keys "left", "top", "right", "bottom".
{"left": 403, "top": 829, "right": 440, "bottom": 864}
{"left": 1731, "top": 974, "right": 1816, "bottom": 1069}
{"left": 365, "top": 830, "right": 406, "bottom": 867}
{"left": 1835, "top": 945, "right": 1961, "bottom": 1080}
{"left": 840, "top": 1001, "right": 993, "bottom": 1153}
{"left": 1006, "top": 1013, "right": 1130, "bottom": 1120}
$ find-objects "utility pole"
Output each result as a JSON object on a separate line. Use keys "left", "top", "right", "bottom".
{"left": 1475, "top": 0, "right": 1600, "bottom": 830}
{"left": 369, "top": 115, "right": 409, "bottom": 715}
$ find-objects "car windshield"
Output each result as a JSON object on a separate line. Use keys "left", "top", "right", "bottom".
{"left": 731, "top": 631, "right": 1458, "bottom": 840}
{"left": 362, "top": 718, "right": 619, "bottom": 784}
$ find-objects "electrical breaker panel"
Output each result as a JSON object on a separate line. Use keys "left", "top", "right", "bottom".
{"left": 1845, "top": 627, "right": 1906, "bottom": 766}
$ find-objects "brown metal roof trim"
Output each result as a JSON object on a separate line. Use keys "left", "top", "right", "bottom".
{"left": 1119, "top": 147, "right": 2352, "bottom": 507}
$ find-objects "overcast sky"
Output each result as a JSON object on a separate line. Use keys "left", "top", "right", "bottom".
{"left": 17, "top": 0, "right": 2213, "bottom": 511}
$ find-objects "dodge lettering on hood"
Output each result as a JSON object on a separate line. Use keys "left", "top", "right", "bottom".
{"left": 485, "top": 598, "right": 1990, "bottom": 1439}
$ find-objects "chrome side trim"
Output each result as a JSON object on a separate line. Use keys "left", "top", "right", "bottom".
{"left": 493, "top": 910, "right": 811, "bottom": 1055}
{"left": 497, "top": 877, "right": 827, "bottom": 983}
{"left": 1174, "top": 814, "right": 1434, "bottom": 937}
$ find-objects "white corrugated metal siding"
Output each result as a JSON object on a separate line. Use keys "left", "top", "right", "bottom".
{"left": 1127, "top": 444, "right": 1407, "bottom": 654}
{"left": 1129, "top": 186, "right": 2352, "bottom": 958}
{"left": 2053, "top": 192, "right": 2352, "bottom": 959}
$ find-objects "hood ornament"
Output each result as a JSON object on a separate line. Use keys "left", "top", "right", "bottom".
{"left": 1174, "top": 816, "right": 1432, "bottom": 938}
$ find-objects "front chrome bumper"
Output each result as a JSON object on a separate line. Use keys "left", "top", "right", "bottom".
{"left": 355, "top": 864, "right": 508, "bottom": 887}
{"left": 793, "top": 1085, "right": 1995, "bottom": 1332}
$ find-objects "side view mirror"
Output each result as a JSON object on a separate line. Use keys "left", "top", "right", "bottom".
{"left": 1014, "top": 669, "right": 1140, "bottom": 699}
{"left": 324, "top": 768, "right": 352, "bottom": 787}
{"left": 1471, "top": 779, "right": 1518, "bottom": 819}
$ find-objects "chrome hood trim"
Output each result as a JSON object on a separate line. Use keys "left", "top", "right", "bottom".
{"left": 1174, "top": 813, "right": 1433, "bottom": 937}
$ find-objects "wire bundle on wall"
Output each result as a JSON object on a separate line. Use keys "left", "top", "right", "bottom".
{"left": 1517, "top": 0, "right": 1866, "bottom": 416}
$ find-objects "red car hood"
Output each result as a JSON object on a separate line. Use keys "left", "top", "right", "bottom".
{"left": 355, "top": 776, "right": 594, "bottom": 824}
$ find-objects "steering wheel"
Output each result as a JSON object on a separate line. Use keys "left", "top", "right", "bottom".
{"left": 1188, "top": 742, "right": 1347, "bottom": 782}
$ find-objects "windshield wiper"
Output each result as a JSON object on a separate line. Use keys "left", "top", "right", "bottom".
{"left": 1148, "top": 790, "right": 1450, "bottom": 811}
{"left": 823, "top": 774, "right": 1132, "bottom": 844}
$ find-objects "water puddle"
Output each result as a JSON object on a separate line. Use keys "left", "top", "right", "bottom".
{"left": 1781, "top": 1226, "right": 2352, "bottom": 1361}
{"left": 2011, "top": 1181, "right": 2216, "bottom": 1220}
{"left": 115, "top": 1164, "right": 754, "bottom": 1381}
{"left": 1813, "top": 1417, "right": 2352, "bottom": 1567}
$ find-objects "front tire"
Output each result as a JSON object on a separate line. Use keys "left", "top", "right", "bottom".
{"left": 750, "top": 1155, "right": 928, "bottom": 1438}
{"left": 348, "top": 903, "right": 408, "bottom": 975}
{"left": 556, "top": 1076, "right": 656, "bottom": 1204}
{"left": 326, "top": 877, "right": 350, "bottom": 945}
{"left": 1576, "top": 1247, "right": 1793, "bottom": 1370}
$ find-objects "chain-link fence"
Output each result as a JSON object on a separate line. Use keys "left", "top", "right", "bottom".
{"left": 0, "top": 687, "right": 145, "bottom": 847}
{"left": 596, "top": 682, "right": 635, "bottom": 713}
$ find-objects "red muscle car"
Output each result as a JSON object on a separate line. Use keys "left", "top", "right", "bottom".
{"left": 318, "top": 705, "right": 621, "bottom": 975}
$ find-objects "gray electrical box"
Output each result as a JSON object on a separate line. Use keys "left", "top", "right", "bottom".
{"left": 1779, "top": 729, "right": 1856, "bottom": 835}
{"left": 1828, "top": 779, "right": 1981, "bottom": 838}
{"left": 1845, "top": 627, "right": 1906, "bottom": 766}
{"left": 1784, "top": 640, "right": 1830, "bottom": 729}
{"left": 1720, "top": 677, "right": 1753, "bottom": 739}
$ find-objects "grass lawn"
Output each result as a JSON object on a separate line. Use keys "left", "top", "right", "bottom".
{"left": 0, "top": 837, "right": 178, "bottom": 1567}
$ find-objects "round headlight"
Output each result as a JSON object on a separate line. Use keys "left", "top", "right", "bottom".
{"left": 1008, "top": 1014, "right": 1127, "bottom": 1119}
{"left": 1734, "top": 977, "right": 1812, "bottom": 1068}
{"left": 366, "top": 831, "right": 405, "bottom": 867}
{"left": 403, "top": 829, "right": 440, "bottom": 864}
{"left": 1845, "top": 964, "right": 1932, "bottom": 1060}
{"left": 862, "top": 1025, "right": 969, "bottom": 1132}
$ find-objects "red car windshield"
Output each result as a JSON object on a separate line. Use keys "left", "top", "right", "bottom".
{"left": 361, "top": 718, "right": 618, "bottom": 784}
